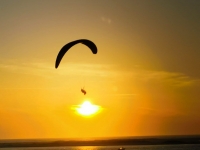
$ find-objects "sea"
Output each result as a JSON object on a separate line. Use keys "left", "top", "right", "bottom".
{"left": 1, "top": 145, "right": 200, "bottom": 150}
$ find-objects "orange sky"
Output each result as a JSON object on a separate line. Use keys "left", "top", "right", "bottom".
{"left": 0, "top": 0, "right": 200, "bottom": 139}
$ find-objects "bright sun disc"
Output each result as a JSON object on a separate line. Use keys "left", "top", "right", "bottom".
{"left": 75, "top": 101, "right": 101, "bottom": 117}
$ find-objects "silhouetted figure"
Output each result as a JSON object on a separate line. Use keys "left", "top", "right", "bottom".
{"left": 81, "top": 88, "right": 86, "bottom": 95}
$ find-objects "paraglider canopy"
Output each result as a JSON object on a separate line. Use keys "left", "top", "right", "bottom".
{"left": 55, "top": 39, "right": 98, "bottom": 68}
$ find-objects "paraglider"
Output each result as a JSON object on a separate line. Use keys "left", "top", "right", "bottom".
{"left": 55, "top": 39, "right": 97, "bottom": 69}
{"left": 55, "top": 39, "right": 98, "bottom": 95}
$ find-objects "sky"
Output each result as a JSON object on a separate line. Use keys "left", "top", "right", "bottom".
{"left": 0, "top": 0, "right": 200, "bottom": 139}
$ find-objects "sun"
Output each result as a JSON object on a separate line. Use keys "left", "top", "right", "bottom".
{"left": 74, "top": 100, "right": 101, "bottom": 117}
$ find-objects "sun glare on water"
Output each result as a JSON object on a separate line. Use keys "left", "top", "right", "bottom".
{"left": 74, "top": 100, "right": 101, "bottom": 117}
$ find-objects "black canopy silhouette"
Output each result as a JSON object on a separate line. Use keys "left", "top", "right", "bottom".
{"left": 55, "top": 39, "right": 97, "bottom": 68}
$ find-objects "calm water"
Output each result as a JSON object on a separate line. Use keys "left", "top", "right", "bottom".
{"left": 1, "top": 145, "right": 200, "bottom": 150}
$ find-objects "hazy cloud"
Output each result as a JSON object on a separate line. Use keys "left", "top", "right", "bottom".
{"left": 101, "top": 16, "right": 112, "bottom": 24}
{"left": 0, "top": 60, "right": 52, "bottom": 77}
{"left": 120, "top": 69, "right": 200, "bottom": 88}
{"left": 1, "top": 60, "right": 199, "bottom": 90}
{"left": 0, "top": 60, "right": 117, "bottom": 78}
{"left": 140, "top": 71, "right": 200, "bottom": 88}
{"left": 137, "top": 107, "right": 184, "bottom": 117}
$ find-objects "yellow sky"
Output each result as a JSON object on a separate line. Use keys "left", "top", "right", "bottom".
{"left": 0, "top": 0, "right": 200, "bottom": 139}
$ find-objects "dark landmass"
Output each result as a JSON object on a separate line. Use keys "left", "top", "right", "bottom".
{"left": 1, "top": 135, "right": 200, "bottom": 148}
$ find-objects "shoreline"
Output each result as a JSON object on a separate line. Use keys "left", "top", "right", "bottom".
{"left": 1, "top": 135, "right": 200, "bottom": 148}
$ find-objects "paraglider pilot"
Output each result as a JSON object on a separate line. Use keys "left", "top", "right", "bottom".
{"left": 81, "top": 88, "right": 86, "bottom": 95}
